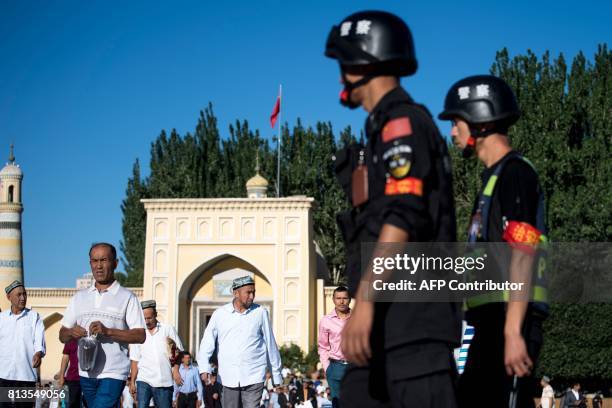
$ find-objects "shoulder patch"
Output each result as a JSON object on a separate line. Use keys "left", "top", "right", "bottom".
{"left": 382, "top": 117, "right": 412, "bottom": 143}
{"left": 383, "top": 144, "right": 412, "bottom": 179}
{"left": 385, "top": 177, "right": 423, "bottom": 196}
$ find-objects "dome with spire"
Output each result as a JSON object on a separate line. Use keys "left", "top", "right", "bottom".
{"left": 246, "top": 151, "right": 268, "bottom": 198}
{"left": 0, "top": 145, "right": 22, "bottom": 177}
{"left": 246, "top": 173, "right": 269, "bottom": 188}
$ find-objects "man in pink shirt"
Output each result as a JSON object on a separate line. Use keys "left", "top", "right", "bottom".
{"left": 318, "top": 286, "right": 351, "bottom": 408}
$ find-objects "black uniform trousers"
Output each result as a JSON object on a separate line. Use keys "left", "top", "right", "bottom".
{"left": 342, "top": 363, "right": 457, "bottom": 408}
{"left": 340, "top": 305, "right": 458, "bottom": 408}
{"left": 458, "top": 304, "right": 543, "bottom": 408}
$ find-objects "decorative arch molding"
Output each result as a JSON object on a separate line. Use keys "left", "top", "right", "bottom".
{"left": 178, "top": 253, "right": 272, "bottom": 302}
{"left": 154, "top": 248, "right": 168, "bottom": 274}
{"left": 154, "top": 281, "right": 167, "bottom": 304}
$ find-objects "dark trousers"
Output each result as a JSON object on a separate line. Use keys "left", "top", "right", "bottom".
{"left": 0, "top": 378, "right": 36, "bottom": 408}
{"left": 136, "top": 382, "right": 172, "bottom": 408}
{"left": 223, "top": 383, "right": 264, "bottom": 408}
{"left": 458, "top": 307, "right": 543, "bottom": 408}
{"left": 65, "top": 380, "right": 82, "bottom": 408}
{"left": 177, "top": 392, "right": 197, "bottom": 408}
{"left": 340, "top": 343, "right": 458, "bottom": 408}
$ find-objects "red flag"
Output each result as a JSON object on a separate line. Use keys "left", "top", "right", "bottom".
{"left": 270, "top": 96, "right": 281, "bottom": 128}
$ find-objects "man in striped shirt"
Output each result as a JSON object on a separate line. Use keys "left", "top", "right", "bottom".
{"left": 318, "top": 286, "right": 351, "bottom": 408}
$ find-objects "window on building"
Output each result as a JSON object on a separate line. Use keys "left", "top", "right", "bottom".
{"left": 8, "top": 185, "right": 14, "bottom": 203}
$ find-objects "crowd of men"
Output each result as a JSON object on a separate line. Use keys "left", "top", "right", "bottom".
{"left": 0, "top": 245, "right": 339, "bottom": 408}
{"left": 0, "top": 7, "right": 599, "bottom": 408}
{"left": 0, "top": 243, "right": 286, "bottom": 408}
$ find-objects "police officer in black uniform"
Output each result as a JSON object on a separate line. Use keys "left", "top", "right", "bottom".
{"left": 439, "top": 75, "right": 549, "bottom": 407}
{"left": 325, "top": 10, "right": 461, "bottom": 407}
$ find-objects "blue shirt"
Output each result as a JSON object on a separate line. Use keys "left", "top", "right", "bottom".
{"left": 269, "top": 392, "right": 280, "bottom": 408}
{"left": 196, "top": 302, "right": 282, "bottom": 387}
{"left": 173, "top": 364, "right": 203, "bottom": 401}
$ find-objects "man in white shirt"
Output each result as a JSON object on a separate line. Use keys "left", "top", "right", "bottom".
{"left": 197, "top": 275, "right": 282, "bottom": 408}
{"left": 59, "top": 243, "right": 146, "bottom": 408}
{"left": 539, "top": 375, "right": 554, "bottom": 408}
{"left": 281, "top": 366, "right": 291, "bottom": 380}
{"left": 129, "top": 300, "right": 184, "bottom": 408}
{"left": 0, "top": 280, "right": 46, "bottom": 395}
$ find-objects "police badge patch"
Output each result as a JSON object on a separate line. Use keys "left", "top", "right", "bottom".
{"left": 383, "top": 144, "right": 412, "bottom": 179}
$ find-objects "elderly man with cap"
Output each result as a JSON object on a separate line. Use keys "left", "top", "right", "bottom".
{"left": 129, "top": 300, "right": 184, "bottom": 408}
{"left": 0, "top": 280, "right": 46, "bottom": 405}
{"left": 197, "top": 275, "right": 282, "bottom": 408}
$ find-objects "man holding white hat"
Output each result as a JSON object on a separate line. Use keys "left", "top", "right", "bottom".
{"left": 197, "top": 275, "right": 282, "bottom": 408}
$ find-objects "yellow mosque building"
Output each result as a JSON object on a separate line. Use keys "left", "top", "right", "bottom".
{"left": 0, "top": 148, "right": 339, "bottom": 382}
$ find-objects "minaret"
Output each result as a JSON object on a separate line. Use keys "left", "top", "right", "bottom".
{"left": 246, "top": 151, "right": 269, "bottom": 198}
{"left": 0, "top": 145, "right": 24, "bottom": 311}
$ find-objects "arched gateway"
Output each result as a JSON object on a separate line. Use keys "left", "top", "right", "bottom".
{"left": 141, "top": 196, "right": 320, "bottom": 355}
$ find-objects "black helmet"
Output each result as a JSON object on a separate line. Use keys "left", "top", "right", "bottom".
{"left": 325, "top": 10, "right": 417, "bottom": 77}
{"left": 438, "top": 75, "right": 520, "bottom": 126}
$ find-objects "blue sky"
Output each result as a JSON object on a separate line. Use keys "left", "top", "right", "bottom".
{"left": 0, "top": 1, "right": 609, "bottom": 287}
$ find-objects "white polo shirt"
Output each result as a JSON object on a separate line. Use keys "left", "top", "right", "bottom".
{"left": 130, "top": 322, "right": 184, "bottom": 387}
{"left": 0, "top": 308, "right": 46, "bottom": 382}
{"left": 61, "top": 280, "right": 145, "bottom": 380}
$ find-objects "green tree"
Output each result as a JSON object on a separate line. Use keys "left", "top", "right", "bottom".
{"left": 194, "top": 104, "right": 227, "bottom": 197}
{"left": 489, "top": 45, "right": 611, "bottom": 243}
{"left": 120, "top": 159, "right": 147, "bottom": 286}
{"left": 278, "top": 343, "right": 321, "bottom": 374}
{"left": 148, "top": 129, "right": 201, "bottom": 198}
{"left": 279, "top": 343, "right": 305, "bottom": 372}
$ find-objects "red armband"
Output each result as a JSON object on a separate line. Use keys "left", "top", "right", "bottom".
{"left": 503, "top": 221, "right": 542, "bottom": 254}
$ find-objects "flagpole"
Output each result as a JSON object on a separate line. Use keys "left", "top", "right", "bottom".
{"left": 276, "top": 84, "right": 282, "bottom": 198}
